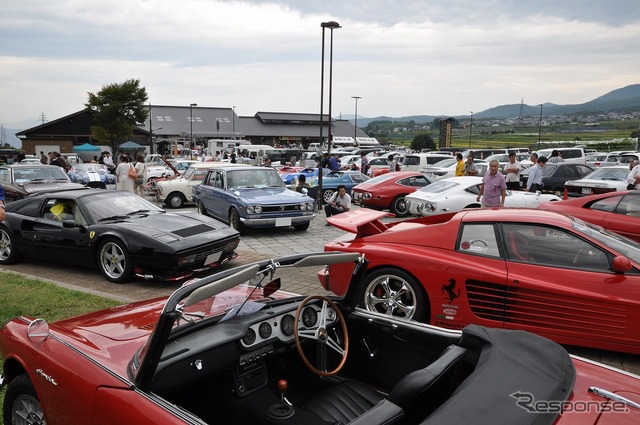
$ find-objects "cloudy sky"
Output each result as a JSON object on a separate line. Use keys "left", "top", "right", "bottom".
{"left": 2, "top": 0, "right": 639, "bottom": 127}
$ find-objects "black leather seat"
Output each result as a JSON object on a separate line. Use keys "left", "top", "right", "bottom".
{"left": 304, "top": 345, "right": 469, "bottom": 424}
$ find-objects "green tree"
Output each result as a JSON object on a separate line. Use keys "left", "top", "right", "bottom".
{"left": 411, "top": 134, "right": 436, "bottom": 151}
{"left": 86, "top": 79, "right": 149, "bottom": 155}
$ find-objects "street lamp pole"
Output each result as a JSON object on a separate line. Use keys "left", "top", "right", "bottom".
{"left": 469, "top": 111, "right": 473, "bottom": 148}
{"left": 352, "top": 96, "right": 361, "bottom": 147}
{"left": 326, "top": 22, "right": 340, "bottom": 155}
{"left": 232, "top": 106, "right": 236, "bottom": 137}
{"left": 189, "top": 103, "right": 197, "bottom": 159}
{"left": 537, "top": 104, "right": 543, "bottom": 151}
{"left": 318, "top": 21, "right": 341, "bottom": 207}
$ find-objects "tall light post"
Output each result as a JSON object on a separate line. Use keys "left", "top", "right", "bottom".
{"left": 352, "top": 96, "right": 361, "bottom": 147}
{"left": 232, "top": 105, "right": 236, "bottom": 137}
{"left": 318, "top": 20, "right": 341, "bottom": 206}
{"left": 189, "top": 103, "right": 197, "bottom": 159}
{"left": 469, "top": 111, "right": 473, "bottom": 148}
{"left": 537, "top": 104, "right": 543, "bottom": 151}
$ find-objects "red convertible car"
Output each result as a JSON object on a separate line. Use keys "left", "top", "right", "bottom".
{"left": 321, "top": 208, "right": 640, "bottom": 355}
{"left": 351, "top": 171, "right": 434, "bottom": 217}
{"left": 539, "top": 190, "right": 640, "bottom": 242}
{"left": 2, "top": 252, "right": 640, "bottom": 424}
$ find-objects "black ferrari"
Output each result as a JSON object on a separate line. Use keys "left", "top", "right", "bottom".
{"left": 0, "top": 190, "right": 240, "bottom": 283}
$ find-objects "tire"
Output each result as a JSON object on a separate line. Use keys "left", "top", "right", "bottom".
{"left": 97, "top": 237, "right": 134, "bottom": 283}
{"left": 3, "top": 374, "right": 46, "bottom": 425}
{"left": 389, "top": 195, "right": 410, "bottom": 217}
{"left": 0, "top": 224, "right": 22, "bottom": 265}
{"left": 322, "top": 189, "right": 335, "bottom": 204}
{"left": 197, "top": 202, "right": 208, "bottom": 216}
{"left": 293, "top": 222, "right": 309, "bottom": 231}
{"left": 166, "top": 192, "right": 185, "bottom": 208}
{"left": 358, "top": 268, "right": 428, "bottom": 322}
{"left": 229, "top": 208, "right": 246, "bottom": 235}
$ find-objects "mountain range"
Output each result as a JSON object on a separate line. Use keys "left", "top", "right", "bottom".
{"left": 350, "top": 84, "right": 640, "bottom": 126}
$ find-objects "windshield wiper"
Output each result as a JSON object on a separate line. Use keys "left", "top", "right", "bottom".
{"left": 98, "top": 215, "right": 128, "bottom": 222}
{"left": 127, "top": 209, "right": 151, "bottom": 216}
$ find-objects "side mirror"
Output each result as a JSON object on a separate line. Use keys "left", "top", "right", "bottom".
{"left": 612, "top": 256, "right": 632, "bottom": 274}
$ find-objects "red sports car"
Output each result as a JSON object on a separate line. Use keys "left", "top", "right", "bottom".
{"left": 321, "top": 208, "right": 640, "bottom": 355}
{"left": 351, "top": 171, "right": 434, "bottom": 217}
{"left": 539, "top": 191, "right": 640, "bottom": 242}
{"left": 3, "top": 252, "right": 640, "bottom": 424}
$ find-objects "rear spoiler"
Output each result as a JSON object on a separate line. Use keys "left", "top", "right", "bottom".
{"left": 326, "top": 209, "right": 394, "bottom": 238}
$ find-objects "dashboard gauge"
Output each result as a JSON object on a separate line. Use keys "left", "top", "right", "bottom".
{"left": 259, "top": 322, "right": 272, "bottom": 339}
{"left": 242, "top": 328, "right": 256, "bottom": 345}
{"left": 302, "top": 307, "right": 318, "bottom": 328}
{"left": 281, "top": 314, "right": 295, "bottom": 337}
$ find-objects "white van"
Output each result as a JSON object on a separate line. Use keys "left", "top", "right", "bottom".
{"left": 399, "top": 153, "right": 453, "bottom": 172}
{"left": 535, "top": 147, "right": 586, "bottom": 164}
{"left": 207, "top": 139, "right": 250, "bottom": 154}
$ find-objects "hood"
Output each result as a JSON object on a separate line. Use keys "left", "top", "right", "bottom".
{"left": 236, "top": 187, "right": 313, "bottom": 204}
{"left": 116, "top": 211, "right": 234, "bottom": 239}
{"left": 21, "top": 182, "right": 86, "bottom": 194}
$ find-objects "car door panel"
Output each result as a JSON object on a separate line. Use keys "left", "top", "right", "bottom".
{"left": 19, "top": 217, "right": 93, "bottom": 264}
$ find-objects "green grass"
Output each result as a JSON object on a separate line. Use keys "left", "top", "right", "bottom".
{"left": 0, "top": 272, "right": 122, "bottom": 424}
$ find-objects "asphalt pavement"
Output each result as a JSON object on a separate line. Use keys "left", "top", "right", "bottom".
{"left": 1, "top": 198, "right": 638, "bottom": 375}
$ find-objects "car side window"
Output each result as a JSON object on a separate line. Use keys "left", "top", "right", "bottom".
{"left": 214, "top": 171, "right": 224, "bottom": 189}
{"left": 502, "top": 224, "right": 609, "bottom": 270}
{"left": 457, "top": 224, "right": 501, "bottom": 258}
{"left": 591, "top": 196, "right": 622, "bottom": 213}
{"left": 0, "top": 169, "right": 9, "bottom": 184}
{"left": 617, "top": 194, "right": 640, "bottom": 217}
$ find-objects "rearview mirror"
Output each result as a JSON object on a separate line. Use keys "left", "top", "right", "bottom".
{"left": 612, "top": 256, "right": 632, "bottom": 274}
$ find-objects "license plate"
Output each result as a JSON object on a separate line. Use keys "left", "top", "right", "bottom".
{"left": 106, "top": 184, "right": 116, "bottom": 190}
{"left": 204, "top": 251, "right": 222, "bottom": 265}
{"left": 275, "top": 217, "right": 292, "bottom": 227}
{"left": 581, "top": 188, "right": 592, "bottom": 195}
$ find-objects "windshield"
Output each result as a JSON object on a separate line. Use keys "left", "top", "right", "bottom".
{"left": 584, "top": 167, "right": 628, "bottom": 181}
{"left": 364, "top": 173, "right": 398, "bottom": 185}
{"left": 13, "top": 166, "right": 70, "bottom": 182}
{"left": 227, "top": 169, "right": 284, "bottom": 189}
{"left": 74, "top": 164, "right": 108, "bottom": 173}
{"left": 416, "top": 179, "right": 459, "bottom": 194}
{"left": 571, "top": 217, "right": 640, "bottom": 263}
{"left": 82, "top": 191, "right": 164, "bottom": 221}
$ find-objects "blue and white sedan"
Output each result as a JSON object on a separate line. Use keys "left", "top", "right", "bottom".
{"left": 193, "top": 165, "right": 316, "bottom": 234}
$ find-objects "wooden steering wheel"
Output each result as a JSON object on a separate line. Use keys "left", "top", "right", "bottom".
{"left": 294, "top": 295, "right": 349, "bottom": 376}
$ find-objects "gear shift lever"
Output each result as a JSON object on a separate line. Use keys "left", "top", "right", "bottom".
{"left": 269, "top": 379, "right": 294, "bottom": 418}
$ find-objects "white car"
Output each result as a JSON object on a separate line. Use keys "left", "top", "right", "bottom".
{"left": 406, "top": 176, "right": 561, "bottom": 216}
{"left": 564, "top": 166, "right": 631, "bottom": 197}
{"left": 155, "top": 162, "right": 212, "bottom": 208}
{"left": 421, "top": 159, "right": 488, "bottom": 180}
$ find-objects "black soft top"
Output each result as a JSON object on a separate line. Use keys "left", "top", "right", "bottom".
{"left": 423, "top": 324, "right": 575, "bottom": 425}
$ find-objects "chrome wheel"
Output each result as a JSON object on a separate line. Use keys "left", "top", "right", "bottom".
{"left": 229, "top": 208, "right": 245, "bottom": 234}
{"left": 322, "top": 189, "right": 335, "bottom": 204}
{"left": 98, "top": 238, "right": 133, "bottom": 283}
{"left": 360, "top": 268, "right": 428, "bottom": 322}
{"left": 167, "top": 193, "right": 185, "bottom": 208}
{"left": 390, "top": 195, "right": 409, "bottom": 217}
{"left": 0, "top": 225, "right": 21, "bottom": 264}
{"left": 11, "top": 394, "right": 45, "bottom": 425}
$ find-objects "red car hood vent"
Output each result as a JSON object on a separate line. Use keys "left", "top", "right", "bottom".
{"left": 465, "top": 280, "right": 627, "bottom": 337}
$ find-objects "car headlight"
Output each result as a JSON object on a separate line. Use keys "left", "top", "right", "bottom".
{"left": 362, "top": 192, "right": 372, "bottom": 200}
{"left": 247, "top": 205, "right": 262, "bottom": 214}
{"left": 425, "top": 203, "right": 436, "bottom": 213}
{"left": 307, "top": 202, "right": 315, "bottom": 210}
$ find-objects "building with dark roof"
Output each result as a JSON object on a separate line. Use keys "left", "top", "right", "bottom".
{"left": 17, "top": 105, "right": 372, "bottom": 155}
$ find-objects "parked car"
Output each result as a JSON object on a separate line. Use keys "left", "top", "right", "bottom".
{"left": 564, "top": 166, "right": 631, "bottom": 197}
{"left": 322, "top": 207, "right": 640, "bottom": 354}
{"left": 406, "top": 176, "right": 560, "bottom": 216}
{"left": 535, "top": 147, "right": 587, "bottom": 164}
{"left": 398, "top": 153, "right": 452, "bottom": 172}
{"left": 539, "top": 191, "right": 640, "bottom": 242}
{"left": 193, "top": 165, "right": 316, "bottom": 233}
{"left": 366, "top": 156, "right": 391, "bottom": 177}
{"left": 155, "top": 162, "right": 214, "bottom": 208}
{"left": 307, "top": 170, "right": 370, "bottom": 203}
{"left": 351, "top": 171, "right": 434, "bottom": 217}
{"left": 67, "top": 163, "right": 117, "bottom": 189}
{"left": 0, "top": 164, "right": 86, "bottom": 202}
{"left": 585, "top": 152, "right": 621, "bottom": 167}
{"left": 0, "top": 189, "right": 239, "bottom": 282}
{"left": 520, "top": 162, "right": 594, "bottom": 193}
{"left": 280, "top": 167, "right": 327, "bottom": 185}
{"left": 421, "top": 159, "right": 488, "bottom": 180}
{"left": 3, "top": 251, "right": 640, "bottom": 424}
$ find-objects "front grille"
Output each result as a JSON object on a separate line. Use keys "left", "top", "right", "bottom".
{"left": 261, "top": 205, "right": 303, "bottom": 213}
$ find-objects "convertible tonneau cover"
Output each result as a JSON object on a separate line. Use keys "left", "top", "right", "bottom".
{"left": 423, "top": 324, "right": 575, "bottom": 425}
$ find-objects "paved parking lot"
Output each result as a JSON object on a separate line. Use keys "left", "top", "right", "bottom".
{"left": 1, "top": 198, "right": 638, "bottom": 374}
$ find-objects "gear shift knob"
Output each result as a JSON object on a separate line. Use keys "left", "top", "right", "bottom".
{"left": 278, "top": 379, "right": 288, "bottom": 395}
